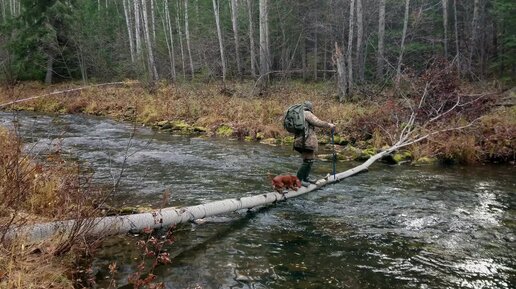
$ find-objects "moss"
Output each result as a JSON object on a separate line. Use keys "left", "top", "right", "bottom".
{"left": 256, "top": 132, "right": 265, "bottom": 140}
{"left": 260, "top": 138, "right": 279, "bottom": 145}
{"left": 171, "top": 120, "right": 190, "bottom": 131}
{"left": 282, "top": 135, "right": 294, "bottom": 145}
{"left": 393, "top": 151, "right": 412, "bottom": 163}
{"left": 193, "top": 126, "right": 207, "bottom": 133}
{"left": 216, "top": 124, "right": 234, "bottom": 137}
{"left": 318, "top": 135, "right": 330, "bottom": 145}
{"left": 348, "top": 147, "right": 377, "bottom": 161}
{"left": 413, "top": 157, "right": 438, "bottom": 165}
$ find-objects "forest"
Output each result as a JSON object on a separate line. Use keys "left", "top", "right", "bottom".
{"left": 0, "top": 0, "right": 514, "bottom": 88}
{"left": 0, "top": 0, "right": 515, "bottom": 288}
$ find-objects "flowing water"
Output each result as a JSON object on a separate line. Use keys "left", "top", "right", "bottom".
{"left": 1, "top": 111, "right": 515, "bottom": 289}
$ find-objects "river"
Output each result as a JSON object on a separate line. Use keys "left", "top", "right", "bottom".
{"left": 1, "top": 111, "right": 514, "bottom": 289}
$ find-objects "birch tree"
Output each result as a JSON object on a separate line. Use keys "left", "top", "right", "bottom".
{"left": 133, "top": 0, "right": 142, "bottom": 58}
{"left": 468, "top": 0, "right": 481, "bottom": 73}
{"left": 163, "top": 0, "right": 177, "bottom": 81}
{"left": 453, "top": 0, "right": 460, "bottom": 75}
{"left": 377, "top": 0, "right": 386, "bottom": 80}
{"left": 212, "top": 0, "right": 227, "bottom": 82}
{"left": 333, "top": 43, "right": 348, "bottom": 102}
{"left": 122, "top": 0, "right": 135, "bottom": 63}
{"left": 258, "top": 0, "right": 270, "bottom": 88}
{"left": 184, "top": 0, "right": 194, "bottom": 79}
{"left": 396, "top": 0, "right": 410, "bottom": 78}
{"left": 176, "top": 0, "right": 186, "bottom": 79}
{"left": 355, "top": 0, "right": 364, "bottom": 82}
{"left": 141, "top": 0, "right": 159, "bottom": 81}
{"left": 230, "top": 0, "right": 242, "bottom": 77}
{"left": 442, "top": 0, "right": 448, "bottom": 59}
{"left": 246, "top": 0, "right": 257, "bottom": 78}
{"left": 150, "top": 0, "right": 156, "bottom": 42}
{"left": 347, "top": 0, "right": 355, "bottom": 89}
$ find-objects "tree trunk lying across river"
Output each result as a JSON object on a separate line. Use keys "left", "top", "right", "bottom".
{"left": 6, "top": 147, "right": 394, "bottom": 242}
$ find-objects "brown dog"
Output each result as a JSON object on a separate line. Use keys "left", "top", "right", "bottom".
{"left": 271, "top": 174, "right": 302, "bottom": 194}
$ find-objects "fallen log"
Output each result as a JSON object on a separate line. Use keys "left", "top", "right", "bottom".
{"left": 4, "top": 147, "right": 396, "bottom": 242}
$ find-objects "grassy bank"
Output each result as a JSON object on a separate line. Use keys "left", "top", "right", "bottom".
{"left": 0, "top": 79, "right": 514, "bottom": 164}
{"left": 0, "top": 126, "right": 107, "bottom": 288}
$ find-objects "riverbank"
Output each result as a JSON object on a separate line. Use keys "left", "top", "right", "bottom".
{"left": 1, "top": 79, "right": 514, "bottom": 165}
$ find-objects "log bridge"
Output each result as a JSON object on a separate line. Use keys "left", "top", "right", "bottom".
{"left": 5, "top": 148, "right": 393, "bottom": 242}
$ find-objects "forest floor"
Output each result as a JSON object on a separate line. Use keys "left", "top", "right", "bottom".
{"left": 0, "top": 79, "right": 514, "bottom": 288}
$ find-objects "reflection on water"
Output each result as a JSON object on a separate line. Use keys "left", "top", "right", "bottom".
{"left": 1, "top": 111, "right": 515, "bottom": 289}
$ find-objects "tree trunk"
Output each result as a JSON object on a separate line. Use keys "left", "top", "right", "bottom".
{"left": 141, "top": 0, "right": 159, "bottom": 81}
{"left": 150, "top": 0, "right": 156, "bottom": 42}
{"left": 44, "top": 54, "right": 53, "bottom": 84}
{"left": 122, "top": 0, "right": 135, "bottom": 63}
{"left": 468, "top": 0, "right": 480, "bottom": 74}
{"left": 176, "top": 0, "right": 186, "bottom": 79}
{"left": 442, "top": 0, "right": 448, "bottom": 59}
{"left": 347, "top": 0, "right": 355, "bottom": 89}
{"left": 246, "top": 0, "right": 257, "bottom": 78}
{"left": 230, "top": 0, "right": 242, "bottom": 78}
{"left": 355, "top": 0, "right": 364, "bottom": 82}
{"left": 133, "top": 0, "right": 142, "bottom": 58}
{"left": 453, "top": 0, "right": 460, "bottom": 76}
{"left": 334, "top": 43, "right": 347, "bottom": 102}
{"left": 212, "top": 0, "right": 227, "bottom": 82}
{"left": 184, "top": 0, "right": 194, "bottom": 79}
{"left": 396, "top": 0, "right": 410, "bottom": 78}
{"left": 163, "top": 0, "right": 177, "bottom": 81}
{"left": 258, "top": 0, "right": 270, "bottom": 88}
{"left": 377, "top": 0, "right": 385, "bottom": 80}
{"left": 314, "top": 31, "right": 318, "bottom": 81}
{"left": 1, "top": 0, "right": 7, "bottom": 22}
{"left": 301, "top": 36, "right": 307, "bottom": 81}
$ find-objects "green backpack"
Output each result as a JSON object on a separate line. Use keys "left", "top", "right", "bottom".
{"left": 283, "top": 104, "right": 306, "bottom": 135}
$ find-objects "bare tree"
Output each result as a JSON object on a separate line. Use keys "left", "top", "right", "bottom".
{"left": 150, "top": 0, "right": 156, "bottom": 42}
{"left": 453, "top": 0, "right": 460, "bottom": 75}
{"left": 133, "top": 0, "right": 142, "bottom": 58}
{"left": 396, "top": 0, "right": 410, "bottom": 78}
{"left": 377, "top": 0, "right": 386, "bottom": 80}
{"left": 176, "top": 0, "right": 186, "bottom": 79}
{"left": 122, "top": 0, "right": 135, "bottom": 63}
{"left": 163, "top": 0, "right": 177, "bottom": 81}
{"left": 230, "top": 0, "right": 242, "bottom": 77}
{"left": 355, "top": 0, "right": 364, "bottom": 82}
{"left": 333, "top": 43, "right": 347, "bottom": 102}
{"left": 184, "top": 0, "right": 194, "bottom": 79}
{"left": 347, "top": 0, "right": 356, "bottom": 89}
{"left": 213, "top": 0, "right": 227, "bottom": 82}
{"left": 442, "top": 0, "right": 448, "bottom": 59}
{"left": 258, "top": 0, "right": 270, "bottom": 89}
{"left": 468, "top": 0, "right": 481, "bottom": 74}
{"left": 246, "top": 0, "right": 257, "bottom": 78}
{"left": 141, "top": 0, "right": 159, "bottom": 81}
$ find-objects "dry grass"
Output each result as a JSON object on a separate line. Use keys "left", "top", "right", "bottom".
{"left": 0, "top": 80, "right": 514, "bottom": 164}
{"left": 0, "top": 126, "right": 103, "bottom": 288}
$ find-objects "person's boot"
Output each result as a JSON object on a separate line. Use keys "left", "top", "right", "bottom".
{"left": 304, "top": 160, "right": 317, "bottom": 184}
{"left": 297, "top": 159, "right": 316, "bottom": 187}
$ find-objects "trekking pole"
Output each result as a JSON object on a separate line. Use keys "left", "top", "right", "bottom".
{"left": 331, "top": 127, "right": 336, "bottom": 180}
